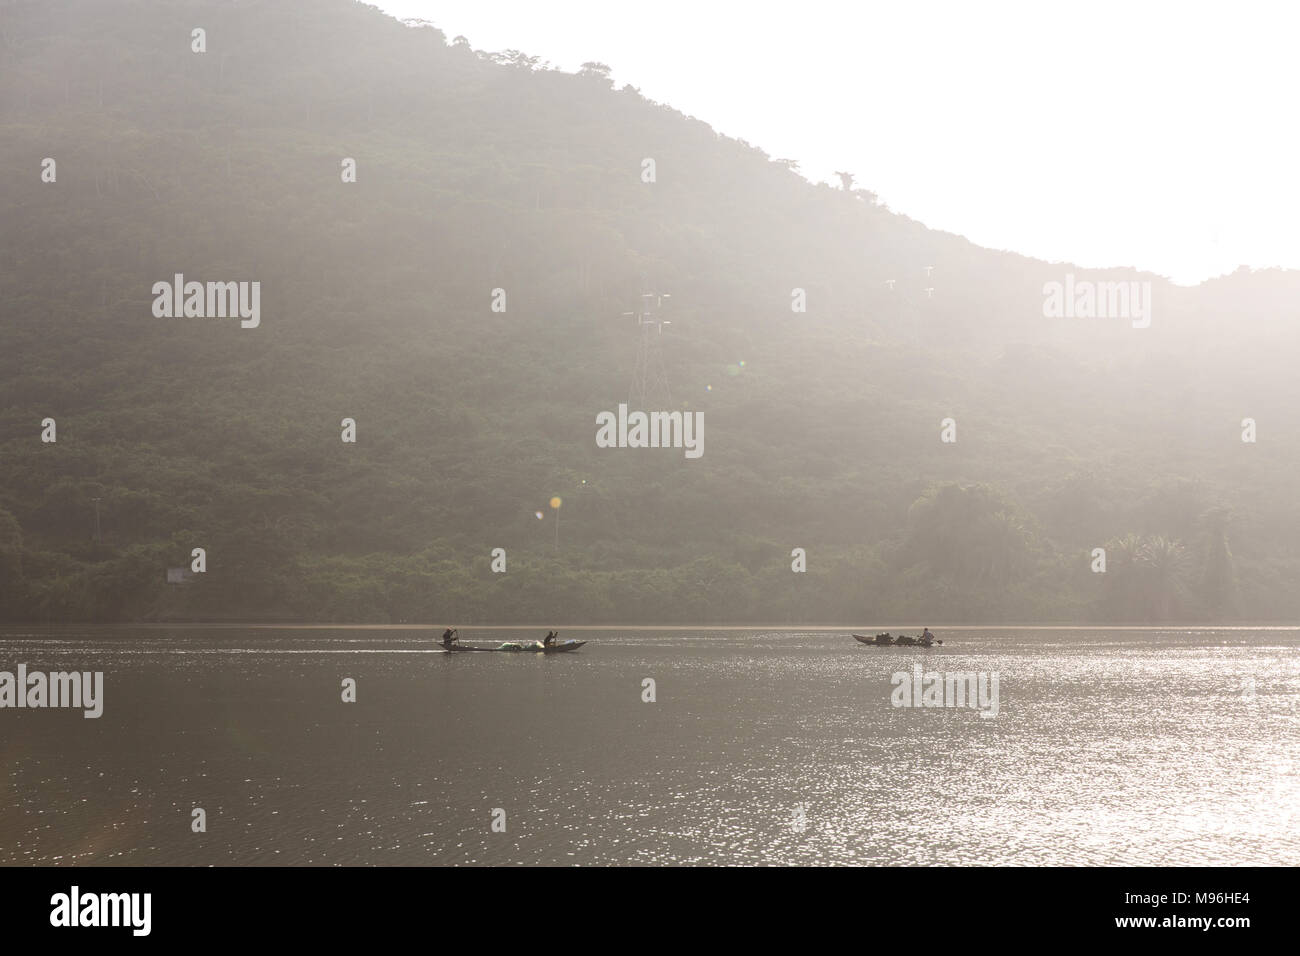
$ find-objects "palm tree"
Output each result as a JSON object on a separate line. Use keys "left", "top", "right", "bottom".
{"left": 1101, "top": 533, "right": 1145, "bottom": 621}
{"left": 1198, "top": 508, "right": 1238, "bottom": 620}
{"left": 1138, "top": 536, "right": 1193, "bottom": 620}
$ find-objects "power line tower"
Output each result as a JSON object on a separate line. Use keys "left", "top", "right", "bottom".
{"left": 882, "top": 270, "right": 934, "bottom": 346}
{"left": 621, "top": 292, "right": 672, "bottom": 407}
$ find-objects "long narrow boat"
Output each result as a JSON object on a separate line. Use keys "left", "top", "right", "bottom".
{"left": 442, "top": 640, "right": 588, "bottom": 654}
{"left": 853, "top": 633, "right": 939, "bottom": 647}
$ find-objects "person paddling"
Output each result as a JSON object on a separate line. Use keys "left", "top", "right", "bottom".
{"left": 543, "top": 630, "right": 557, "bottom": 647}
{"left": 441, "top": 627, "right": 459, "bottom": 648}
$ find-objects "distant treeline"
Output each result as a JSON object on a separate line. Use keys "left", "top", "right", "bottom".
{"left": 1, "top": 0, "right": 1298, "bottom": 624}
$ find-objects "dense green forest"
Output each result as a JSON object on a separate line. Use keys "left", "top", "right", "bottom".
{"left": 2, "top": 0, "right": 1299, "bottom": 624}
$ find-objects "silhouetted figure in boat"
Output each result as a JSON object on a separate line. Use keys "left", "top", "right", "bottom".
{"left": 543, "top": 630, "right": 558, "bottom": 647}
{"left": 441, "top": 627, "right": 459, "bottom": 648}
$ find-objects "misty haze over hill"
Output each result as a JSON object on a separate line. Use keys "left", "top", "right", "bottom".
{"left": 373, "top": 0, "right": 1300, "bottom": 286}
{"left": 2, "top": 0, "right": 1299, "bottom": 624}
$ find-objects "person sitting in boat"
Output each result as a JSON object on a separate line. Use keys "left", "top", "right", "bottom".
{"left": 543, "top": 630, "right": 557, "bottom": 647}
{"left": 441, "top": 627, "right": 459, "bottom": 648}
{"left": 922, "top": 627, "right": 934, "bottom": 642}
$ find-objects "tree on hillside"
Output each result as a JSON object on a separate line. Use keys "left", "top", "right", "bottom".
{"left": 502, "top": 50, "right": 540, "bottom": 70}
{"left": 1101, "top": 533, "right": 1194, "bottom": 621}
{"left": 1140, "top": 536, "right": 1193, "bottom": 620}
{"left": 579, "top": 61, "right": 614, "bottom": 86}
{"left": 1198, "top": 508, "right": 1239, "bottom": 620}
{"left": 902, "top": 483, "right": 1037, "bottom": 589}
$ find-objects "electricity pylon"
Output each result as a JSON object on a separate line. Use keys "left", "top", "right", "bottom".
{"left": 621, "top": 292, "right": 672, "bottom": 407}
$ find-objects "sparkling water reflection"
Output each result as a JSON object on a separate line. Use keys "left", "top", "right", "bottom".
{"left": 1, "top": 627, "right": 1295, "bottom": 865}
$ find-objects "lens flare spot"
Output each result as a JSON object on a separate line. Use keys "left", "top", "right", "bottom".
{"left": 549, "top": 497, "right": 562, "bottom": 509}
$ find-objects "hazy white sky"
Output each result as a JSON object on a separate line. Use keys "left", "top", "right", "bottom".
{"left": 368, "top": 0, "right": 1300, "bottom": 285}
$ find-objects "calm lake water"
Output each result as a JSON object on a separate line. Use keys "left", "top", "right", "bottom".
{"left": 1, "top": 627, "right": 1297, "bottom": 866}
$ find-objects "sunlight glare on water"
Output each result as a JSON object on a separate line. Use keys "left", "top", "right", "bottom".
{"left": 0, "top": 627, "right": 1295, "bottom": 865}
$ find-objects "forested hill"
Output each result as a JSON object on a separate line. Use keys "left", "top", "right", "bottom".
{"left": 2, "top": 0, "right": 1299, "bottom": 624}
